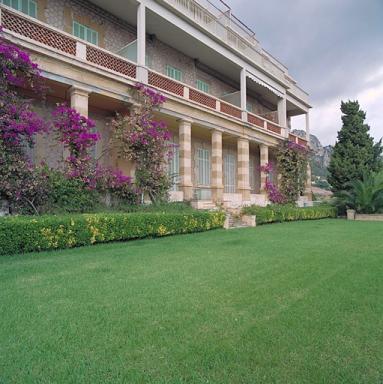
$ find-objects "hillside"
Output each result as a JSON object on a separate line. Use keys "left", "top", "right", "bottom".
{"left": 292, "top": 130, "right": 333, "bottom": 189}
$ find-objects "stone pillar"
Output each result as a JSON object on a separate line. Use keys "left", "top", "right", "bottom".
{"left": 68, "top": 87, "right": 90, "bottom": 161}
{"left": 237, "top": 138, "right": 251, "bottom": 201}
{"left": 260, "top": 144, "right": 269, "bottom": 194}
{"left": 287, "top": 116, "right": 292, "bottom": 130}
{"left": 305, "top": 111, "right": 310, "bottom": 142}
{"left": 240, "top": 68, "right": 247, "bottom": 121}
{"left": 70, "top": 86, "right": 89, "bottom": 117}
{"left": 305, "top": 163, "right": 313, "bottom": 201}
{"left": 211, "top": 130, "right": 224, "bottom": 203}
{"left": 277, "top": 96, "right": 287, "bottom": 128}
{"left": 179, "top": 119, "right": 193, "bottom": 201}
{"left": 305, "top": 111, "right": 312, "bottom": 200}
{"left": 137, "top": 3, "right": 148, "bottom": 83}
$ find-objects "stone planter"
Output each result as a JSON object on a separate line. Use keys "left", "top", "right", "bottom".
{"left": 241, "top": 215, "right": 256, "bottom": 227}
{"left": 346, "top": 209, "right": 356, "bottom": 221}
{"left": 0, "top": 199, "right": 10, "bottom": 217}
{"left": 355, "top": 214, "right": 383, "bottom": 222}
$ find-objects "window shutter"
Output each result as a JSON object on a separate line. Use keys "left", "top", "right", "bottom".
{"left": 73, "top": 21, "right": 99, "bottom": 45}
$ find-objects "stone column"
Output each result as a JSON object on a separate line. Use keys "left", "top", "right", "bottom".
{"left": 305, "top": 111, "right": 310, "bottom": 142}
{"left": 179, "top": 119, "right": 193, "bottom": 201}
{"left": 237, "top": 138, "right": 251, "bottom": 201}
{"left": 137, "top": 3, "right": 148, "bottom": 83}
{"left": 304, "top": 111, "right": 312, "bottom": 200}
{"left": 305, "top": 163, "right": 313, "bottom": 201}
{"left": 70, "top": 86, "right": 89, "bottom": 117}
{"left": 240, "top": 68, "right": 247, "bottom": 121}
{"left": 68, "top": 87, "right": 90, "bottom": 160}
{"left": 211, "top": 130, "right": 224, "bottom": 203}
{"left": 260, "top": 144, "right": 269, "bottom": 194}
{"left": 277, "top": 96, "right": 287, "bottom": 128}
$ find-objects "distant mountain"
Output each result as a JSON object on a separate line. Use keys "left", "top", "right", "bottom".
{"left": 292, "top": 130, "right": 333, "bottom": 188}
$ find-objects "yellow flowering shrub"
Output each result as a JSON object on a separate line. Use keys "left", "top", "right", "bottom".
{"left": 0, "top": 211, "right": 225, "bottom": 255}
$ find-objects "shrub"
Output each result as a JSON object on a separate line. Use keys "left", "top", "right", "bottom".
{"left": 0, "top": 211, "right": 225, "bottom": 255}
{"left": 40, "top": 169, "right": 102, "bottom": 214}
{"left": 336, "top": 171, "right": 383, "bottom": 214}
{"left": 242, "top": 204, "right": 337, "bottom": 225}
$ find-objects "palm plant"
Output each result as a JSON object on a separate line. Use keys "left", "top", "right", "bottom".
{"left": 336, "top": 172, "right": 383, "bottom": 214}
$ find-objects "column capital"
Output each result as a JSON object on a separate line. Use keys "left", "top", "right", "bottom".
{"left": 69, "top": 86, "right": 91, "bottom": 98}
{"left": 177, "top": 117, "right": 194, "bottom": 125}
{"left": 237, "top": 136, "right": 249, "bottom": 143}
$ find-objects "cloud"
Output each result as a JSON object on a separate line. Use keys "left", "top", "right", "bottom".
{"left": 229, "top": 0, "right": 383, "bottom": 144}
{"left": 293, "top": 70, "right": 383, "bottom": 145}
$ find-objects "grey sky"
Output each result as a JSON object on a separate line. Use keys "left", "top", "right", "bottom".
{"left": 230, "top": 0, "right": 383, "bottom": 145}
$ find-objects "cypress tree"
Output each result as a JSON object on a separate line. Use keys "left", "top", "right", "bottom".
{"left": 328, "top": 100, "right": 382, "bottom": 193}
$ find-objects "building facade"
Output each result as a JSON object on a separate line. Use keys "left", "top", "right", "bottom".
{"left": 0, "top": 0, "right": 312, "bottom": 207}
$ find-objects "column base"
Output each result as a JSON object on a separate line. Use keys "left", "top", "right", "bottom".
{"left": 238, "top": 188, "right": 251, "bottom": 201}
{"left": 181, "top": 185, "right": 193, "bottom": 201}
{"left": 211, "top": 186, "right": 224, "bottom": 204}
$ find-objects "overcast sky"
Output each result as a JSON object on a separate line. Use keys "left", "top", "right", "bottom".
{"left": 230, "top": 0, "right": 383, "bottom": 146}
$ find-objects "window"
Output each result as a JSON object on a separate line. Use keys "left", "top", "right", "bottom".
{"left": 168, "top": 144, "right": 179, "bottom": 191}
{"left": 73, "top": 21, "right": 99, "bottom": 45}
{"left": 197, "top": 148, "right": 210, "bottom": 186}
{"left": 246, "top": 103, "right": 252, "bottom": 113}
{"left": 1, "top": 0, "right": 37, "bottom": 18}
{"left": 166, "top": 65, "right": 182, "bottom": 81}
{"left": 249, "top": 157, "right": 256, "bottom": 191}
{"left": 196, "top": 79, "right": 209, "bottom": 93}
{"left": 224, "top": 153, "right": 236, "bottom": 193}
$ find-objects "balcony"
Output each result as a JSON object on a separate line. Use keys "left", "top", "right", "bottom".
{"left": 0, "top": 5, "right": 308, "bottom": 145}
{"left": 159, "top": 0, "right": 309, "bottom": 104}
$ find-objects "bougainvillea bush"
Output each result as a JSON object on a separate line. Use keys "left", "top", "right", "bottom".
{"left": 112, "top": 83, "right": 174, "bottom": 203}
{"left": 276, "top": 141, "right": 309, "bottom": 204}
{"left": 0, "top": 28, "right": 50, "bottom": 213}
{"left": 260, "top": 163, "right": 286, "bottom": 204}
{"left": 0, "top": 32, "right": 140, "bottom": 214}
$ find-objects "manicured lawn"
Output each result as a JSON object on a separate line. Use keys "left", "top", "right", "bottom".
{"left": 1, "top": 219, "right": 382, "bottom": 383}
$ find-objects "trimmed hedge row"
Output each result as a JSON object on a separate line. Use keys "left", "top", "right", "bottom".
{"left": 0, "top": 211, "right": 225, "bottom": 255}
{"left": 242, "top": 204, "right": 337, "bottom": 225}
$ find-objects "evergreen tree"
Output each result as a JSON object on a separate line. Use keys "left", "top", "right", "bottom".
{"left": 328, "top": 101, "right": 383, "bottom": 193}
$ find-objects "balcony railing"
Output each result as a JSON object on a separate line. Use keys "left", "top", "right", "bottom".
{"left": 289, "top": 133, "right": 308, "bottom": 147}
{"left": 161, "top": 0, "right": 309, "bottom": 104}
{"left": 0, "top": 5, "right": 289, "bottom": 140}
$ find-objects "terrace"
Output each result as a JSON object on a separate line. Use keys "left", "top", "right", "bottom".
{"left": 0, "top": 3, "right": 308, "bottom": 146}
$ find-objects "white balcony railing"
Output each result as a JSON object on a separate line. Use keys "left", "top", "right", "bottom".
{"left": 161, "top": 0, "right": 309, "bottom": 104}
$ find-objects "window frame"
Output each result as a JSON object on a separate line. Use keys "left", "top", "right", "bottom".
{"left": 1, "top": 0, "right": 37, "bottom": 18}
{"left": 168, "top": 142, "right": 180, "bottom": 191}
{"left": 224, "top": 153, "right": 236, "bottom": 193}
{"left": 197, "top": 147, "right": 211, "bottom": 186}
{"left": 196, "top": 79, "right": 209, "bottom": 93}
{"left": 166, "top": 65, "right": 182, "bottom": 82}
{"left": 73, "top": 20, "right": 99, "bottom": 46}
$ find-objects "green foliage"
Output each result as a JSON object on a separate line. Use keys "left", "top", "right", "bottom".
{"left": 40, "top": 169, "right": 101, "bottom": 214}
{"left": 277, "top": 141, "right": 309, "bottom": 204}
{"left": 0, "top": 211, "right": 225, "bottom": 255}
{"left": 242, "top": 204, "right": 337, "bottom": 225}
{"left": 336, "top": 172, "right": 383, "bottom": 213}
{"left": 328, "top": 101, "right": 383, "bottom": 193}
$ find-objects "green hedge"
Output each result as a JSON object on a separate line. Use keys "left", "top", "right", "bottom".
{"left": 242, "top": 204, "right": 337, "bottom": 225}
{"left": 0, "top": 211, "right": 225, "bottom": 256}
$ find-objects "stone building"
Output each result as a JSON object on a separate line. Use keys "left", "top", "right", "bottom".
{"left": 0, "top": 0, "right": 312, "bottom": 207}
